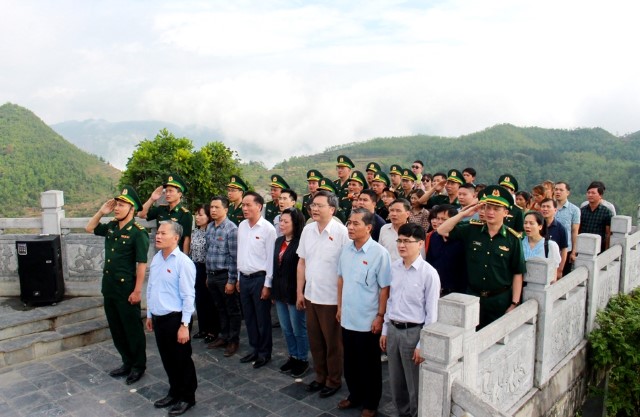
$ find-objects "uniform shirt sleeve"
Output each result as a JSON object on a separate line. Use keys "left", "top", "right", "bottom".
{"left": 446, "top": 223, "right": 469, "bottom": 242}
{"left": 510, "top": 234, "right": 527, "bottom": 275}
{"left": 146, "top": 206, "right": 159, "bottom": 221}
{"left": 134, "top": 228, "right": 150, "bottom": 263}
{"left": 180, "top": 211, "right": 193, "bottom": 238}
{"left": 93, "top": 222, "right": 109, "bottom": 237}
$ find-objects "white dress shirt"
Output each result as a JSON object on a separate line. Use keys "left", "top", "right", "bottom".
{"left": 237, "top": 217, "right": 277, "bottom": 287}
{"left": 379, "top": 224, "right": 401, "bottom": 261}
{"left": 297, "top": 218, "right": 350, "bottom": 305}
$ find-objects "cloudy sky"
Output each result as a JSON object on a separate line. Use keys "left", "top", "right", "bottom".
{"left": 2, "top": 0, "right": 640, "bottom": 166}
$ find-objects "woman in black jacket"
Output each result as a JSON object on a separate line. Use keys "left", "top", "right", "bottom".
{"left": 272, "top": 207, "right": 308, "bottom": 378}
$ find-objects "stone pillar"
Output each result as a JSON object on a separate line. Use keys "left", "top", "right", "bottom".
{"left": 40, "top": 190, "right": 65, "bottom": 235}
{"left": 573, "top": 233, "right": 601, "bottom": 335}
{"left": 610, "top": 216, "right": 635, "bottom": 294}
{"left": 419, "top": 293, "right": 479, "bottom": 417}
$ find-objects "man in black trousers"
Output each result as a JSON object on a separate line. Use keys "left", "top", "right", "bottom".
{"left": 146, "top": 221, "right": 197, "bottom": 416}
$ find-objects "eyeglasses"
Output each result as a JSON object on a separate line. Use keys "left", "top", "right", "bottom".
{"left": 396, "top": 239, "right": 420, "bottom": 245}
{"left": 310, "top": 203, "right": 329, "bottom": 208}
{"left": 411, "top": 165, "right": 420, "bottom": 169}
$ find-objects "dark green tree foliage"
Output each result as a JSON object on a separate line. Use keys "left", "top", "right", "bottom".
{"left": 0, "top": 103, "right": 120, "bottom": 217}
{"left": 118, "top": 129, "right": 242, "bottom": 210}
{"left": 589, "top": 289, "right": 640, "bottom": 416}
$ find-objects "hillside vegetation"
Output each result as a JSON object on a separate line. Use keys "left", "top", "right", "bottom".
{"left": 0, "top": 103, "right": 121, "bottom": 217}
{"left": 243, "top": 124, "right": 640, "bottom": 217}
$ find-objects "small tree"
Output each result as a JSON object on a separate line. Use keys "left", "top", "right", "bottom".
{"left": 119, "top": 129, "right": 242, "bottom": 209}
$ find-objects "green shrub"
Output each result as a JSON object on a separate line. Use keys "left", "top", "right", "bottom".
{"left": 589, "top": 289, "right": 640, "bottom": 416}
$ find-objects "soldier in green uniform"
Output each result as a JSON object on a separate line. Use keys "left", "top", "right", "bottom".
{"left": 365, "top": 162, "right": 381, "bottom": 189}
{"left": 226, "top": 175, "right": 248, "bottom": 226}
{"left": 264, "top": 174, "right": 290, "bottom": 224}
{"left": 318, "top": 177, "right": 346, "bottom": 224}
{"left": 303, "top": 170, "right": 323, "bottom": 221}
{"left": 437, "top": 185, "right": 526, "bottom": 329}
{"left": 398, "top": 168, "right": 417, "bottom": 199}
{"left": 339, "top": 170, "right": 367, "bottom": 220}
{"left": 371, "top": 171, "right": 390, "bottom": 221}
{"left": 388, "top": 164, "right": 403, "bottom": 193}
{"left": 427, "top": 169, "right": 463, "bottom": 209}
{"left": 334, "top": 155, "right": 355, "bottom": 199}
{"left": 139, "top": 173, "right": 193, "bottom": 253}
{"left": 498, "top": 174, "right": 525, "bottom": 233}
{"left": 85, "top": 186, "right": 149, "bottom": 385}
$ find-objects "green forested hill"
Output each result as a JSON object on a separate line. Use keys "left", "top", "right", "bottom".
{"left": 0, "top": 103, "right": 121, "bottom": 217}
{"left": 243, "top": 124, "right": 640, "bottom": 217}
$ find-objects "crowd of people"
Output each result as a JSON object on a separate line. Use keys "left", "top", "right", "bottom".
{"left": 86, "top": 156, "right": 616, "bottom": 417}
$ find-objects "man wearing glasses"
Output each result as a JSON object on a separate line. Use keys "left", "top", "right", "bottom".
{"left": 411, "top": 161, "right": 425, "bottom": 191}
{"left": 380, "top": 223, "right": 440, "bottom": 417}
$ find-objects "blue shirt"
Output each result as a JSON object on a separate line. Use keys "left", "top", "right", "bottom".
{"left": 546, "top": 218, "right": 568, "bottom": 250}
{"left": 147, "top": 247, "right": 196, "bottom": 324}
{"left": 555, "top": 200, "right": 580, "bottom": 251}
{"left": 338, "top": 237, "right": 391, "bottom": 332}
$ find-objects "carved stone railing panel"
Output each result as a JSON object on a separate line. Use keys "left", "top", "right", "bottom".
{"left": 611, "top": 216, "right": 640, "bottom": 294}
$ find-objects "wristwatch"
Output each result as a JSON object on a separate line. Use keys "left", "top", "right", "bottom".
{"left": 510, "top": 301, "right": 519, "bottom": 306}
{"left": 181, "top": 322, "right": 189, "bottom": 328}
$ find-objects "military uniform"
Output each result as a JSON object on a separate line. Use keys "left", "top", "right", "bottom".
{"left": 334, "top": 155, "right": 355, "bottom": 200}
{"left": 371, "top": 171, "right": 391, "bottom": 221}
{"left": 427, "top": 169, "right": 464, "bottom": 209}
{"left": 388, "top": 164, "right": 403, "bottom": 193}
{"left": 228, "top": 202, "right": 244, "bottom": 226}
{"left": 446, "top": 185, "right": 525, "bottom": 328}
{"left": 339, "top": 170, "right": 367, "bottom": 221}
{"left": 93, "top": 187, "right": 149, "bottom": 374}
{"left": 498, "top": 174, "right": 524, "bottom": 233}
{"left": 265, "top": 174, "right": 290, "bottom": 224}
{"left": 319, "top": 177, "right": 347, "bottom": 223}
{"left": 303, "top": 170, "right": 323, "bottom": 221}
{"left": 147, "top": 202, "right": 192, "bottom": 251}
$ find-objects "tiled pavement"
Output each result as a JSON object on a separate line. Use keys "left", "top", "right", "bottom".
{"left": 0, "top": 325, "right": 399, "bottom": 417}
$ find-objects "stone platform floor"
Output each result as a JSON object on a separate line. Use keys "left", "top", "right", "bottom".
{"left": 0, "top": 323, "right": 399, "bottom": 417}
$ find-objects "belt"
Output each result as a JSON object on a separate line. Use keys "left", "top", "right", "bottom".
{"left": 211, "top": 269, "right": 228, "bottom": 275}
{"left": 470, "top": 285, "right": 511, "bottom": 298}
{"left": 391, "top": 320, "right": 423, "bottom": 329}
{"left": 240, "top": 271, "right": 266, "bottom": 278}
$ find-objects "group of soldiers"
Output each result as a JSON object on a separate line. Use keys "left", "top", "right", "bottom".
{"left": 86, "top": 154, "right": 613, "bottom": 417}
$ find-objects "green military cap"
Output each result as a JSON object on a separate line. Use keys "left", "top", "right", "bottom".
{"left": 348, "top": 170, "right": 368, "bottom": 187}
{"left": 164, "top": 173, "right": 187, "bottom": 193}
{"left": 401, "top": 168, "right": 417, "bottom": 182}
{"left": 481, "top": 185, "right": 512, "bottom": 208}
{"left": 365, "top": 162, "right": 381, "bottom": 173}
{"left": 269, "top": 174, "right": 289, "bottom": 189}
{"left": 306, "top": 170, "right": 323, "bottom": 182}
{"left": 318, "top": 177, "right": 338, "bottom": 194}
{"left": 498, "top": 174, "right": 519, "bottom": 192}
{"left": 447, "top": 169, "right": 464, "bottom": 185}
{"left": 389, "top": 164, "right": 403, "bottom": 176}
{"left": 336, "top": 155, "right": 355, "bottom": 169}
{"left": 227, "top": 175, "right": 248, "bottom": 192}
{"left": 115, "top": 185, "right": 143, "bottom": 211}
{"left": 372, "top": 171, "right": 390, "bottom": 186}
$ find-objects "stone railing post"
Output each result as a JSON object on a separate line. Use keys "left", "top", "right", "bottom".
{"left": 419, "top": 293, "right": 479, "bottom": 417}
{"left": 573, "top": 233, "right": 601, "bottom": 335}
{"left": 610, "top": 216, "right": 634, "bottom": 294}
{"left": 40, "top": 190, "right": 65, "bottom": 235}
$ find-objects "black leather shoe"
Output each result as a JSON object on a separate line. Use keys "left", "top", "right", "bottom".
{"left": 203, "top": 334, "right": 217, "bottom": 343}
{"left": 154, "top": 395, "right": 178, "bottom": 408}
{"left": 168, "top": 400, "right": 195, "bottom": 416}
{"left": 239, "top": 353, "right": 258, "bottom": 363}
{"left": 125, "top": 370, "right": 144, "bottom": 385}
{"left": 319, "top": 385, "right": 341, "bottom": 398}
{"left": 108, "top": 365, "right": 131, "bottom": 377}
{"left": 306, "top": 381, "right": 325, "bottom": 392}
{"left": 252, "top": 357, "right": 270, "bottom": 369}
{"left": 192, "top": 331, "right": 206, "bottom": 339}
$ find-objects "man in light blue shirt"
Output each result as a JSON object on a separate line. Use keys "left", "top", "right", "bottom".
{"left": 554, "top": 181, "right": 581, "bottom": 275}
{"left": 146, "top": 221, "right": 197, "bottom": 416}
{"left": 337, "top": 208, "right": 391, "bottom": 417}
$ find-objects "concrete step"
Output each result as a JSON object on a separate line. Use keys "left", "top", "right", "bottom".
{"left": 0, "top": 297, "right": 105, "bottom": 340}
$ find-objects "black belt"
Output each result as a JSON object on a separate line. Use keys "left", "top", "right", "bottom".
{"left": 240, "top": 271, "right": 266, "bottom": 278}
{"left": 470, "top": 285, "right": 511, "bottom": 298}
{"left": 391, "top": 320, "right": 423, "bottom": 329}
{"left": 210, "top": 269, "right": 228, "bottom": 275}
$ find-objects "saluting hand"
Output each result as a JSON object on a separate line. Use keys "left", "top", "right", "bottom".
{"left": 150, "top": 186, "right": 164, "bottom": 201}
{"left": 100, "top": 199, "right": 116, "bottom": 215}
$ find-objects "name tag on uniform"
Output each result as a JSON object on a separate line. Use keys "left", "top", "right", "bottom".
{"left": 472, "top": 241, "right": 482, "bottom": 246}
{"left": 499, "top": 245, "right": 510, "bottom": 252}
{"left": 171, "top": 218, "right": 178, "bottom": 221}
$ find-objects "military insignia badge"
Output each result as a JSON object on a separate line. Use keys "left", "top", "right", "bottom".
{"left": 499, "top": 245, "right": 510, "bottom": 251}
{"left": 492, "top": 189, "right": 500, "bottom": 197}
{"left": 122, "top": 188, "right": 128, "bottom": 195}
{"left": 168, "top": 176, "right": 173, "bottom": 181}
{"left": 272, "top": 176, "right": 277, "bottom": 181}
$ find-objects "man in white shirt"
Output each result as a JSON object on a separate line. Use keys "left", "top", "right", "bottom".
{"left": 237, "top": 191, "right": 277, "bottom": 369}
{"left": 296, "top": 190, "right": 351, "bottom": 398}
{"left": 379, "top": 199, "right": 411, "bottom": 261}
{"left": 380, "top": 223, "right": 440, "bottom": 417}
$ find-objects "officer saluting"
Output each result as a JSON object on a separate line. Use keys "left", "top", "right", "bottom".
{"left": 139, "top": 173, "right": 193, "bottom": 253}
{"left": 85, "top": 186, "right": 149, "bottom": 385}
{"left": 498, "top": 174, "right": 525, "bottom": 233}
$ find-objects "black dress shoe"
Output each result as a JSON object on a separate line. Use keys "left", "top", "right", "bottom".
{"left": 154, "top": 395, "right": 179, "bottom": 408}
{"left": 203, "top": 334, "right": 217, "bottom": 343}
{"left": 108, "top": 365, "right": 131, "bottom": 377}
{"left": 125, "top": 370, "right": 144, "bottom": 385}
{"left": 319, "top": 384, "right": 341, "bottom": 398}
{"left": 252, "top": 357, "right": 270, "bottom": 369}
{"left": 306, "top": 381, "right": 325, "bottom": 392}
{"left": 239, "top": 353, "right": 258, "bottom": 363}
{"left": 192, "top": 331, "right": 206, "bottom": 339}
{"left": 168, "top": 400, "right": 195, "bottom": 416}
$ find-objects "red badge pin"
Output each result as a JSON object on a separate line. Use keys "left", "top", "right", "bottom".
{"left": 167, "top": 269, "right": 171, "bottom": 273}
{"left": 255, "top": 236, "right": 260, "bottom": 240}
{"left": 363, "top": 260, "right": 368, "bottom": 265}
{"left": 329, "top": 236, "right": 334, "bottom": 241}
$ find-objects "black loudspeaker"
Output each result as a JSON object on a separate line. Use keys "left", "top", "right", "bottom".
{"left": 16, "top": 235, "right": 65, "bottom": 305}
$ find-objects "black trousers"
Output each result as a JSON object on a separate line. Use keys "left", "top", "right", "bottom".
{"left": 342, "top": 327, "right": 382, "bottom": 410}
{"left": 194, "top": 262, "right": 219, "bottom": 336}
{"left": 207, "top": 271, "right": 242, "bottom": 343}
{"left": 152, "top": 312, "right": 197, "bottom": 403}
{"left": 239, "top": 272, "right": 272, "bottom": 358}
